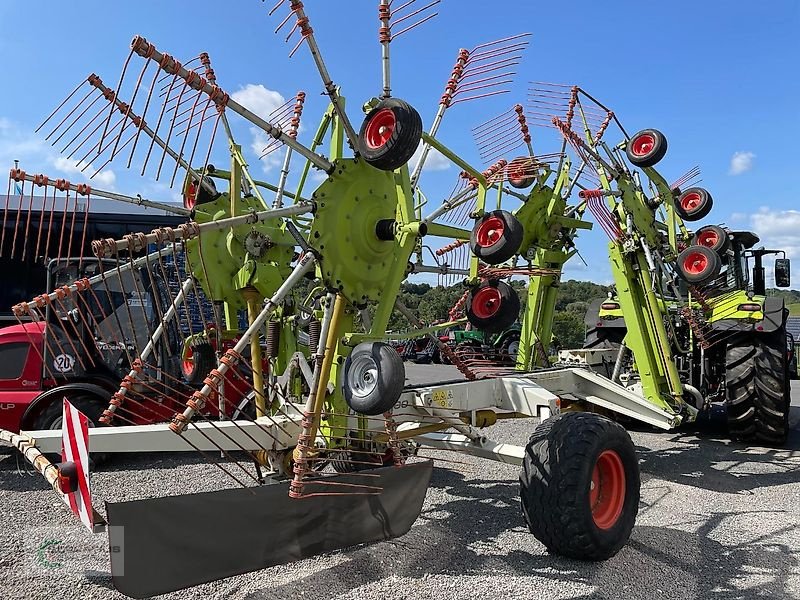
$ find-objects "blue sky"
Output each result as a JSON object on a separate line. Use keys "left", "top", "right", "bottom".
{"left": 0, "top": 0, "right": 797, "bottom": 284}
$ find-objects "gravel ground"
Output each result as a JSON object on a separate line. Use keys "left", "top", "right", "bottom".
{"left": 2, "top": 369, "right": 799, "bottom": 600}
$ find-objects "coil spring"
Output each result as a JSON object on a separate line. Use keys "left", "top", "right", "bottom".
{"left": 266, "top": 321, "right": 281, "bottom": 358}
{"left": 308, "top": 318, "right": 321, "bottom": 354}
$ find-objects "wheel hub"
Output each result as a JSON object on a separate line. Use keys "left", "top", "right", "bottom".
{"left": 310, "top": 158, "right": 403, "bottom": 303}
{"left": 630, "top": 133, "right": 655, "bottom": 156}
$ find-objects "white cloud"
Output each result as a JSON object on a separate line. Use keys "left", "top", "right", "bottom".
{"left": 729, "top": 151, "right": 755, "bottom": 175}
{"left": 410, "top": 144, "right": 451, "bottom": 173}
{"left": 0, "top": 117, "right": 117, "bottom": 189}
{"left": 749, "top": 207, "right": 800, "bottom": 260}
{"left": 52, "top": 156, "right": 116, "bottom": 189}
{"left": 230, "top": 84, "right": 289, "bottom": 174}
{"left": 231, "top": 84, "right": 286, "bottom": 119}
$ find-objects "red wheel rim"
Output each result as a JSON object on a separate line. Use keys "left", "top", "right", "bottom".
{"left": 682, "top": 250, "right": 709, "bottom": 276}
{"left": 475, "top": 216, "right": 505, "bottom": 248}
{"left": 630, "top": 133, "right": 655, "bottom": 157}
{"left": 184, "top": 182, "right": 197, "bottom": 210}
{"left": 590, "top": 449, "right": 626, "bottom": 530}
{"left": 680, "top": 191, "right": 702, "bottom": 212}
{"left": 182, "top": 348, "right": 194, "bottom": 377}
{"left": 364, "top": 108, "right": 396, "bottom": 150}
{"left": 697, "top": 229, "right": 719, "bottom": 249}
{"left": 471, "top": 287, "right": 502, "bottom": 319}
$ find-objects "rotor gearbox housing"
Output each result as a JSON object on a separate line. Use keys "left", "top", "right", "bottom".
{"left": 310, "top": 158, "right": 402, "bottom": 304}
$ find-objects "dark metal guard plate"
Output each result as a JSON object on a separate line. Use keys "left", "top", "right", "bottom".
{"left": 107, "top": 460, "right": 432, "bottom": 598}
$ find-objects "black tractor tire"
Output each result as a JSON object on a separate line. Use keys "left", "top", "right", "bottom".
{"left": 182, "top": 342, "right": 216, "bottom": 386}
{"left": 507, "top": 156, "right": 537, "bottom": 189}
{"left": 358, "top": 98, "right": 423, "bottom": 171}
{"left": 33, "top": 394, "right": 110, "bottom": 468}
{"left": 676, "top": 187, "right": 713, "bottom": 222}
{"left": 466, "top": 280, "right": 520, "bottom": 334}
{"left": 692, "top": 225, "right": 731, "bottom": 254}
{"left": 500, "top": 332, "right": 522, "bottom": 362}
{"left": 343, "top": 342, "right": 405, "bottom": 416}
{"left": 470, "top": 210, "right": 524, "bottom": 265}
{"left": 726, "top": 330, "right": 790, "bottom": 445}
{"left": 625, "top": 129, "right": 667, "bottom": 168}
{"left": 676, "top": 245, "right": 722, "bottom": 286}
{"left": 520, "top": 412, "right": 640, "bottom": 560}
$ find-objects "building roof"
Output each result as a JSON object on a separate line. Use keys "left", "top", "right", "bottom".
{"left": 787, "top": 316, "right": 800, "bottom": 340}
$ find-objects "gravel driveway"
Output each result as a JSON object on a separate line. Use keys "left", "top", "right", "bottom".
{"left": 1, "top": 370, "right": 798, "bottom": 600}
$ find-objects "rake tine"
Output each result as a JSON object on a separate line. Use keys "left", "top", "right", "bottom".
{"left": 98, "top": 47, "right": 136, "bottom": 157}
{"left": 126, "top": 60, "right": 162, "bottom": 170}
{"left": 46, "top": 87, "right": 100, "bottom": 145}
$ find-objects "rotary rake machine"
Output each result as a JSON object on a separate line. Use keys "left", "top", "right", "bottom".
{"left": 0, "top": 2, "right": 735, "bottom": 597}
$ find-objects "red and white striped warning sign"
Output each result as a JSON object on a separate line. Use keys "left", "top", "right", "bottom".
{"left": 60, "top": 398, "right": 94, "bottom": 531}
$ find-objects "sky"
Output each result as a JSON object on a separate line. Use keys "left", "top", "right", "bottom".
{"left": 0, "top": 0, "right": 797, "bottom": 285}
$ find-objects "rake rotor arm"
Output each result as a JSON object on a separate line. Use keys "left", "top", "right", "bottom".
{"left": 169, "top": 252, "right": 317, "bottom": 431}
{"left": 91, "top": 202, "right": 314, "bottom": 257}
{"left": 86, "top": 74, "right": 216, "bottom": 197}
{"left": 9, "top": 168, "right": 189, "bottom": 216}
{"left": 130, "top": 36, "right": 332, "bottom": 173}
{"left": 101, "top": 277, "right": 194, "bottom": 424}
{"left": 12, "top": 244, "right": 182, "bottom": 318}
{"left": 267, "top": 3, "right": 360, "bottom": 153}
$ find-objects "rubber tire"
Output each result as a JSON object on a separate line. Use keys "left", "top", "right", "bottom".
{"left": 359, "top": 98, "right": 423, "bottom": 171}
{"left": 507, "top": 156, "right": 536, "bottom": 189}
{"left": 466, "top": 280, "right": 520, "bottom": 334}
{"left": 501, "top": 332, "right": 521, "bottom": 362}
{"left": 183, "top": 342, "right": 216, "bottom": 386}
{"left": 625, "top": 129, "right": 667, "bottom": 168}
{"left": 470, "top": 210, "right": 524, "bottom": 265}
{"left": 583, "top": 326, "right": 626, "bottom": 349}
{"left": 520, "top": 412, "right": 640, "bottom": 560}
{"left": 726, "top": 329, "right": 790, "bottom": 445}
{"left": 343, "top": 342, "right": 405, "bottom": 416}
{"left": 676, "top": 245, "right": 722, "bottom": 286}
{"left": 32, "top": 395, "right": 110, "bottom": 468}
{"left": 676, "top": 187, "right": 713, "bottom": 222}
{"left": 692, "top": 225, "right": 731, "bottom": 254}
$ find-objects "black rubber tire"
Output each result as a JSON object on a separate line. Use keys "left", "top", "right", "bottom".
{"left": 183, "top": 342, "right": 216, "bottom": 386}
{"left": 676, "top": 187, "right": 713, "bottom": 222}
{"left": 343, "top": 342, "right": 405, "bottom": 416}
{"left": 500, "top": 332, "right": 521, "bottom": 362}
{"left": 520, "top": 412, "right": 640, "bottom": 560}
{"left": 625, "top": 129, "right": 667, "bottom": 168}
{"left": 470, "top": 210, "right": 524, "bottom": 265}
{"left": 692, "top": 225, "right": 731, "bottom": 254}
{"left": 358, "top": 98, "right": 423, "bottom": 171}
{"left": 507, "top": 156, "right": 537, "bottom": 189}
{"left": 33, "top": 394, "right": 110, "bottom": 468}
{"left": 583, "top": 326, "right": 626, "bottom": 349}
{"left": 726, "top": 329, "right": 790, "bottom": 445}
{"left": 466, "top": 280, "right": 520, "bottom": 334}
{"left": 676, "top": 245, "right": 722, "bottom": 286}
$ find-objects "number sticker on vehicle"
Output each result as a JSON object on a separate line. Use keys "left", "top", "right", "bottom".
{"left": 53, "top": 354, "right": 75, "bottom": 373}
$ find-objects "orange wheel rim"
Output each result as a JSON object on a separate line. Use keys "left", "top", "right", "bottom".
{"left": 590, "top": 449, "right": 626, "bottom": 529}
